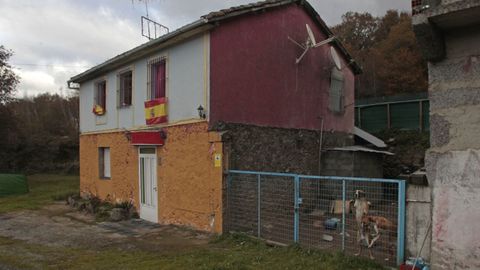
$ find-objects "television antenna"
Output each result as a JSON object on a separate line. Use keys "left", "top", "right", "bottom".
{"left": 135, "top": 0, "right": 169, "bottom": 40}
{"left": 288, "top": 24, "right": 337, "bottom": 65}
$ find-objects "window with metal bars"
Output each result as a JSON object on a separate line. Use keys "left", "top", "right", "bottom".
{"left": 147, "top": 58, "right": 166, "bottom": 100}
{"left": 118, "top": 70, "right": 132, "bottom": 107}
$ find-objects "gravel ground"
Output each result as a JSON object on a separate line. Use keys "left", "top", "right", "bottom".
{"left": 0, "top": 202, "right": 212, "bottom": 253}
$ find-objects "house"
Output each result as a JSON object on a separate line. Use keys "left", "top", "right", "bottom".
{"left": 69, "top": 0, "right": 362, "bottom": 233}
{"left": 412, "top": 0, "right": 480, "bottom": 269}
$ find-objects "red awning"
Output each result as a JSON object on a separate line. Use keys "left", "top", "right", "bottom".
{"left": 130, "top": 131, "right": 164, "bottom": 145}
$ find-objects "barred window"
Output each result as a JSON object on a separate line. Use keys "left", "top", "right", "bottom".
{"left": 118, "top": 70, "right": 132, "bottom": 107}
{"left": 147, "top": 58, "right": 166, "bottom": 100}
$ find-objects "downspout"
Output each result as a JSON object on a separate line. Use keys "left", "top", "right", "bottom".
{"left": 318, "top": 117, "right": 324, "bottom": 175}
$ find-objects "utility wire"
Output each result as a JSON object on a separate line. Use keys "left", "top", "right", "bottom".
{"left": 12, "top": 63, "right": 91, "bottom": 68}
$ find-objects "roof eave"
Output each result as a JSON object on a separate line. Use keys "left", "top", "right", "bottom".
{"left": 69, "top": 19, "right": 210, "bottom": 84}
{"left": 70, "top": 0, "right": 362, "bottom": 85}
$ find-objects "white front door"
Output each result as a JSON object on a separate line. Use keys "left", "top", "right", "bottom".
{"left": 138, "top": 147, "right": 158, "bottom": 223}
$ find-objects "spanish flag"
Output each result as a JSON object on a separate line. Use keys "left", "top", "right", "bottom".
{"left": 92, "top": 104, "right": 105, "bottom": 115}
{"left": 145, "top": 97, "right": 167, "bottom": 125}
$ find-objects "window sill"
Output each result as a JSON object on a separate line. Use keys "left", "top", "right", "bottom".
{"left": 118, "top": 105, "right": 132, "bottom": 109}
{"left": 99, "top": 177, "right": 111, "bottom": 180}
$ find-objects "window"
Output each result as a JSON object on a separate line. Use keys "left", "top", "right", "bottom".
{"left": 118, "top": 70, "right": 132, "bottom": 107}
{"left": 99, "top": 147, "right": 111, "bottom": 179}
{"left": 329, "top": 68, "right": 345, "bottom": 113}
{"left": 147, "top": 58, "right": 166, "bottom": 100}
{"left": 94, "top": 80, "right": 106, "bottom": 112}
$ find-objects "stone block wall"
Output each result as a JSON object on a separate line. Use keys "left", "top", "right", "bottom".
{"left": 220, "top": 123, "right": 355, "bottom": 175}
{"left": 425, "top": 26, "right": 480, "bottom": 269}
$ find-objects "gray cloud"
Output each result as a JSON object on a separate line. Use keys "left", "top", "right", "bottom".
{"left": 0, "top": 0, "right": 410, "bottom": 97}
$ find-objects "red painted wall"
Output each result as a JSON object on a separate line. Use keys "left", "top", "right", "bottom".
{"left": 209, "top": 4, "right": 355, "bottom": 132}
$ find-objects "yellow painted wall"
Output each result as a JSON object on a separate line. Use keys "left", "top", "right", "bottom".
{"left": 79, "top": 131, "right": 140, "bottom": 208}
{"left": 157, "top": 122, "right": 223, "bottom": 233}
{"left": 79, "top": 122, "right": 224, "bottom": 233}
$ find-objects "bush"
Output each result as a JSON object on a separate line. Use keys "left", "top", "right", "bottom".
{"left": 375, "top": 129, "right": 430, "bottom": 178}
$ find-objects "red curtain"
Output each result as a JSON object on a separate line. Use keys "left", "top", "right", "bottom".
{"left": 153, "top": 61, "right": 165, "bottom": 99}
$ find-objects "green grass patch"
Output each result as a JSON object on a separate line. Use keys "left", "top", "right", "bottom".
{"left": 0, "top": 174, "right": 79, "bottom": 213}
{"left": 0, "top": 234, "right": 384, "bottom": 270}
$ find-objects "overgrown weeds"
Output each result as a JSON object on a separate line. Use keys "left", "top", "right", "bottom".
{"left": 67, "top": 194, "right": 138, "bottom": 222}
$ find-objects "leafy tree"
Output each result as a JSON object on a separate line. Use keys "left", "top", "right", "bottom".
{"left": 0, "top": 93, "right": 79, "bottom": 173}
{"left": 374, "top": 14, "right": 428, "bottom": 95}
{"left": 331, "top": 11, "right": 428, "bottom": 98}
{"left": 0, "top": 46, "right": 19, "bottom": 103}
{"left": 332, "top": 12, "right": 378, "bottom": 53}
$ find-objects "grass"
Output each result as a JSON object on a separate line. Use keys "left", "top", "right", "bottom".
{"left": 0, "top": 234, "right": 384, "bottom": 270}
{"left": 0, "top": 175, "right": 385, "bottom": 270}
{"left": 0, "top": 174, "right": 79, "bottom": 213}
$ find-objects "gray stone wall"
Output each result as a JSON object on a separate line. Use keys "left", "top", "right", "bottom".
{"left": 221, "top": 123, "right": 383, "bottom": 178}
{"left": 221, "top": 123, "right": 354, "bottom": 175}
{"left": 426, "top": 27, "right": 480, "bottom": 269}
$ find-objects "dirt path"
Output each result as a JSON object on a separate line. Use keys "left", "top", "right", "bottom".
{"left": 0, "top": 202, "right": 212, "bottom": 253}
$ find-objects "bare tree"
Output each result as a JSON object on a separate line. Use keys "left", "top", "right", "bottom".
{"left": 0, "top": 46, "right": 20, "bottom": 103}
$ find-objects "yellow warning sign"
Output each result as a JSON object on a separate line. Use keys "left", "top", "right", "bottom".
{"left": 214, "top": 153, "right": 222, "bottom": 167}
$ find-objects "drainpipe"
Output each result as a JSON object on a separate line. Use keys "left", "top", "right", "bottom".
{"left": 318, "top": 117, "right": 324, "bottom": 175}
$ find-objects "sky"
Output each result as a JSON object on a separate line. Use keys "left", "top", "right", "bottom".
{"left": 0, "top": 0, "right": 410, "bottom": 97}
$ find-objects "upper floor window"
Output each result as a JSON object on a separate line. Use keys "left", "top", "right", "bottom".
{"left": 93, "top": 80, "right": 106, "bottom": 115}
{"left": 329, "top": 68, "right": 345, "bottom": 114}
{"left": 118, "top": 70, "right": 132, "bottom": 107}
{"left": 148, "top": 58, "right": 166, "bottom": 100}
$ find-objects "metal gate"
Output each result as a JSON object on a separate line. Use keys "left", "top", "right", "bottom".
{"left": 225, "top": 170, "right": 406, "bottom": 267}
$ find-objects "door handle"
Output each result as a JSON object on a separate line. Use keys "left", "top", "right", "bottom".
{"left": 153, "top": 187, "right": 157, "bottom": 191}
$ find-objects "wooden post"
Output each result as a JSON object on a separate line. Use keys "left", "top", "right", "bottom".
{"left": 387, "top": 103, "right": 391, "bottom": 129}
{"left": 358, "top": 107, "right": 362, "bottom": 128}
{"left": 419, "top": 101, "right": 423, "bottom": 132}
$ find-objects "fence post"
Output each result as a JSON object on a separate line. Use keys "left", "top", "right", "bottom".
{"left": 294, "top": 175, "right": 300, "bottom": 243}
{"left": 358, "top": 107, "right": 362, "bottom": 128}
{"left": 419, "top": 101, "right": 423, "bottom": 132}
{"left": 257, "top": 174, "right": 261, "bottom": 238}
{"left": 342, "top": 179, "right": 346, "bottom": 251}
{"left": 397, "top": 180, "right": 406, "bottom": 266}
{"left": 387, "top": 103, "right": 391, "bottom": 129}
{"left": 226, "top": 173, "right": 232, "bottom": 233}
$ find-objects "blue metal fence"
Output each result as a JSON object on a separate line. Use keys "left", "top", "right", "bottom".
{"left": 226, "top": 170, "right": 406, "bottom": 267}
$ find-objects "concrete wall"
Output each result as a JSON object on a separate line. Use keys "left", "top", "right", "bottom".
{"left": 209, "top": 5, "right": 355, "bottom": 132}
{"left": 406, "top": 184, "right": 432, "bottom": 261}
{"left": 426, "top": 27, "right": 480, "bottom": 269}
{"left": 79, "top": 122, "right": 224, "bottom": 233}
{"left": 79, "top": 33, "right": 209, "bottom": 133}
{"left": 321, "top": 151, "right": 384, "bottom": 178}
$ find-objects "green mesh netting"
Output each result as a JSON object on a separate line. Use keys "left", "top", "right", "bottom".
{"left": 0, "top": 174, "right": 29, "bottom": 197}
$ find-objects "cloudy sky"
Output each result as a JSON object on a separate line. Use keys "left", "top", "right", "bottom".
{"left": 0, "top": 0, "right": 410, "bottom": 97}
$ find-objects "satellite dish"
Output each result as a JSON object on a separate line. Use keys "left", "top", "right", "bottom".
{"left": 330, "top": 47, "right": 342, "bottom": 70}
{"left": 306, "top": 24, "right": 316, "bottom": 46}
{"left": 287, "top": 24, "right": 337, "bottom": 64}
